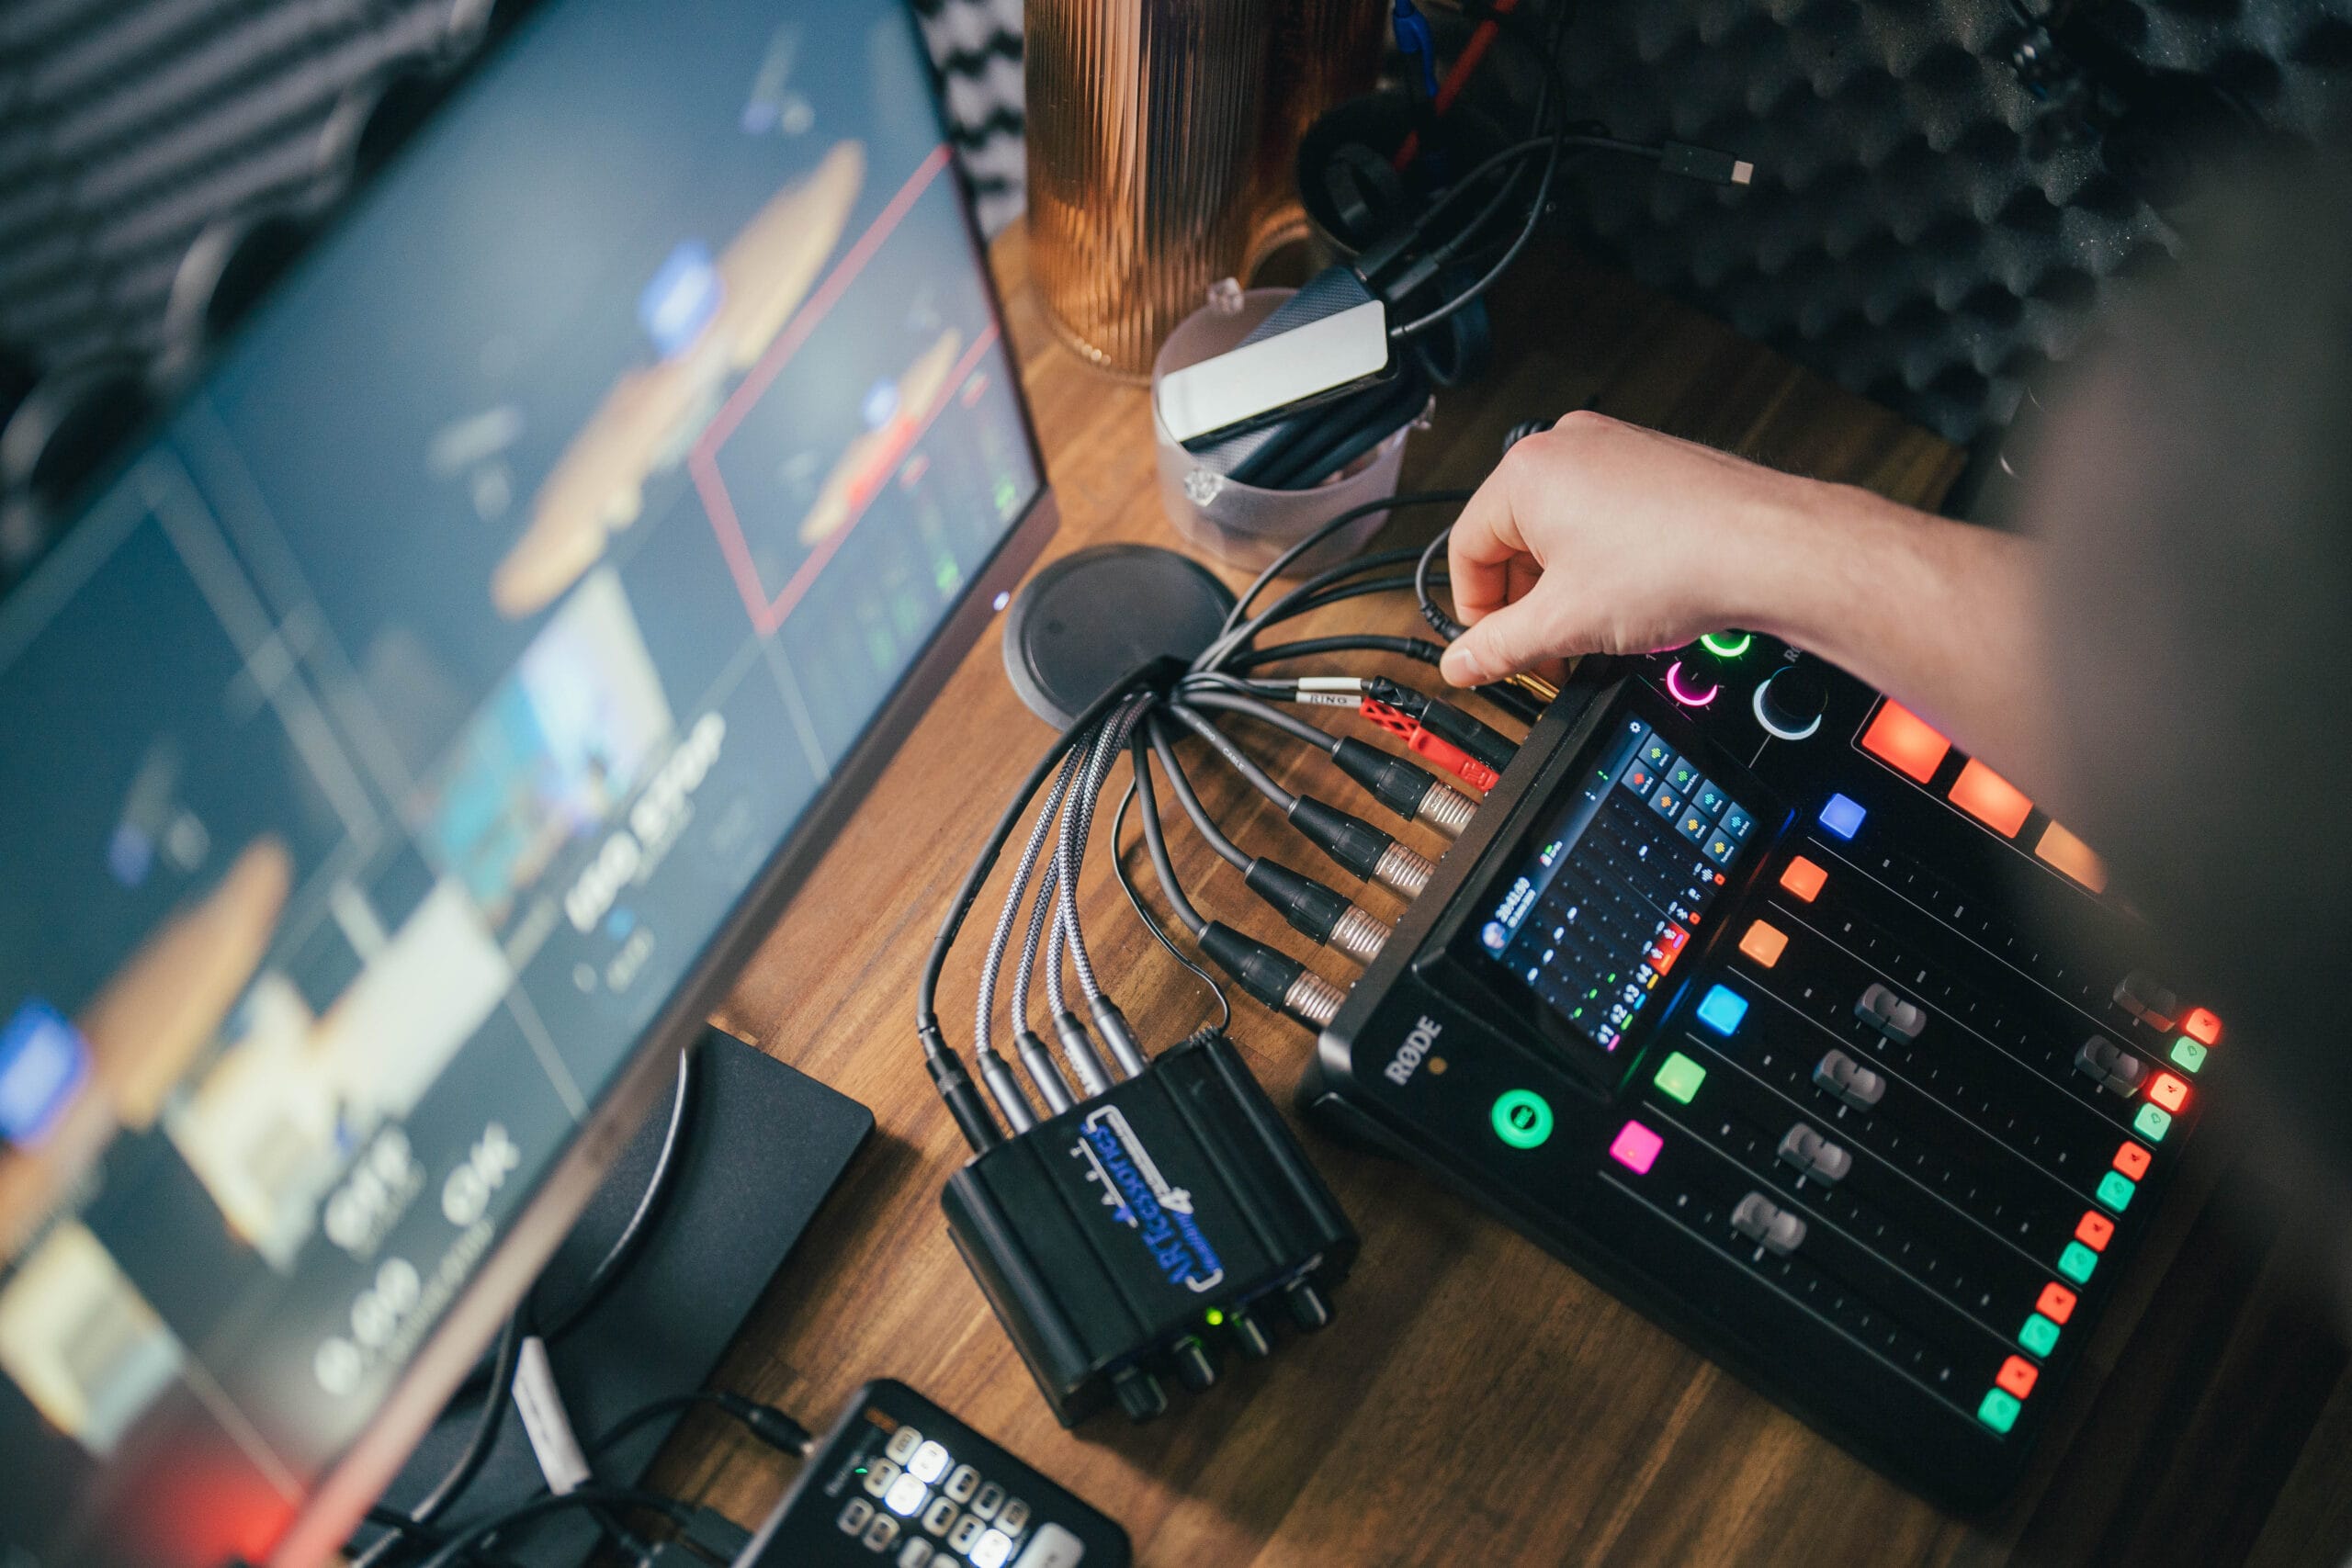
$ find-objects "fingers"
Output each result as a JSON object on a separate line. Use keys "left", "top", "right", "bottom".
{"left": 1441, "top": 593, "right": 1555, "bottom": 686}
{"left": 1446, "top": 465, "right": 1532, "bottom": 626}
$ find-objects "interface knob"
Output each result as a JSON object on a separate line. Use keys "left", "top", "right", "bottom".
{"left": 1228, "top": 1305, "right": 1274, "bottom": 1360}
{"left": 1171, "top": 1337, "right": 1218, "bottom": 1392}
{"left": 1754, "top": 666, "right": 1828, "bottom": 740}
{"left": 1112, "top": 1366, "right": 1168, "bottom": 1422}
{"left": 1283, "top": 1278, "right": 1334, "bottom": 1332}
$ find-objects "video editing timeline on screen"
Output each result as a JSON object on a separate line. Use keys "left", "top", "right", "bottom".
{"left": 0, "top": 1, "right": 1041, "bottom": 1559}
{"left": 1305, "top": 638, "right": 2222, "bottom": 1506}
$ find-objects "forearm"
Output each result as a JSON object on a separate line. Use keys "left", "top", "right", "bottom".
{"left": 1721, "top": 479, "right": 2061, "bottom": 799}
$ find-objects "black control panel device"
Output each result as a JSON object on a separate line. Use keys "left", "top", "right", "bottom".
{"left": 1301, "top": 640, "right": 2221, "bottom": 1508}
{"left": 739, "top": 1379, "right": 1129, "bottom": 1567}
{"left": 944, "top": 1027, "right": 1357, "bottom": 1426}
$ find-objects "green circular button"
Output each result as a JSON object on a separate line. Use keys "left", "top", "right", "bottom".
{"left": 1490, "top": 1089, "right": 1555, "bottom": 1149}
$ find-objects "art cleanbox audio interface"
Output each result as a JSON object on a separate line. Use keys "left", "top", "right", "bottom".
{"left": 1302, "top": 639, "right": 2221, "bottom": 1507}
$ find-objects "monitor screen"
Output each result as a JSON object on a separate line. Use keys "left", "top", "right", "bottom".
{"left": 0, "top": 1, "right": 1043, "bottom": 1561}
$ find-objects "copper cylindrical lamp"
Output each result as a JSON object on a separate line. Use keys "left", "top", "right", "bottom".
{"left": 1024, "top": 0, "right": 1272, "bottom": 380}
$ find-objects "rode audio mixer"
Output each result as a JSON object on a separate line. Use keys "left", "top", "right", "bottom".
{"left": 1300, "top": 638, "right": 2223, "bottom": 1508}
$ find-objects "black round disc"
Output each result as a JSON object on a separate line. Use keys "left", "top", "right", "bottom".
{"left": 1001, "top": 544, "right": 1236, "bottom": 728}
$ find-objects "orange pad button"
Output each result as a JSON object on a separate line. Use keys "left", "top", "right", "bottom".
{"left": 1996, "top": 1355, "right": 2041, "bottom": 1399}
{"left": 1949, "top": 758, "right": 2034, "bottom": 838}
{"left": 2075, "top": 1211, "right": 2115, "bottom": 1251}
{"left": 2181, "top": 1007, "right": 2222, "bottom": 1046}
{"left": 2036, "top": 1281, "right": 2078, "bottom": 1325}
{"left": 2033, "top": 820, "right": 2109, "bottom": 892}
{"left": 1738, "top": 920, "right": 1790, "bottom": 968}
{"left": 1779, "top": 856, "right": 1828, "bottom": 902}
{"left": 2147, "top": 1072, "right": 2189, "bottom": 1114}
{"left": 2112, "top": 1142, "right": 2152, "bottom": 1181}
{"left": 1860, "top": 701, "right": 1951, "bottom": 782}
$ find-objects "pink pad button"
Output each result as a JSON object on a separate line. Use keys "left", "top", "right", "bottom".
{"left": 1609, "top": 1120, "right": 1665, "bottom": 1174}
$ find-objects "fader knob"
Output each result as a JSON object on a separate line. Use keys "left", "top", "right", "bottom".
{"left": 1754, "top": 666, "right": 1828, "bottom": 741}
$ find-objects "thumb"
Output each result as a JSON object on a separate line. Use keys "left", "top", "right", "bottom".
{"left": 1442, "top": 596, "right": 1555, "bottom": 687}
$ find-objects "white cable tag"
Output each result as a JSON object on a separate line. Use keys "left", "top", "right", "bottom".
{"left": 512, "top": 1335, "right": 593, "bottom": 1495}
{"left": 1295, "top": 676, "right": 1363, "bottom": 694}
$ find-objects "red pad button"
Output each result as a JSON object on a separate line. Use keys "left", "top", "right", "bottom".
{"left": 2036, "top": 1281, "right": 2078, "bottom": 1325}
{"left": 1996, "top": 1355, "right": 2041, "bottom": 1399}
{"left": 2113, "top": 1142, "right": 2153, "bottom": 1181}
{"left": 2147, "top": 1072, "right": 2189, "bottom": 1114}
{"left": 2075, "top": 1211, "right": 2115, "bottom": 1251}
{"left": 1779, "top": 856, "right": 1828, "bottom": 902}
{"left": 2181, "top": 1007, "right": 2222, "bottom": 1046}
{"left": 1948, "top": 758, "right": 2034, "bottom": 839}
{"left": 1860, "top": 701, "right": 1951, "bottom": 783}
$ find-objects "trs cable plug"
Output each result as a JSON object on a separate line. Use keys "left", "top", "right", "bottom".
{"left": 1198, "top": 922, "right": 1349, "bottom": 1029}
{"left": 1286, "top": 794, "right": 1435, "bottom": 900}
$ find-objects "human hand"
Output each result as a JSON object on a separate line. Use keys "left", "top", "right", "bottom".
{"left": 1437, "top": 411, "right": 1821, "bottom": 687}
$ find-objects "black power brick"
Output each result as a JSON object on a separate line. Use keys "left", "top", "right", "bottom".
{"left": 942, "top": 1027, "right": 1358, "bottom": 1424}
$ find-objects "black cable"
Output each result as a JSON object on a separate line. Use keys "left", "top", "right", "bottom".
{"left": 351, "top": 1308, "right": 527, "bottom": 1567}
{"left": 585, "top": 1389, "right": 813, "bottom": 1461}
{"left": 1180, "top": 683, "right": 1340, "bottom": 755}
{"left": 1128, "top": 728, "right": 1207, "bottom": 937}
{"left": 537, "top": 1045, "right": 694, "bottom": 1343}
{"left": 411, "top": 1488, "right": 693, "bottom": 1568}
{"left": 1211, "top": 569, "right": 1455, "bottom": 674}
{"left": 1395, "top": 136, "right": 1573, "bottom": 339}
{"left": 1163, "top": 701, "right": 1296, "bottom": 812}
{"left": 1417, "top": 525, "right": 1464, "bottom": 639}
{"left": 1224, "top": 634, "right": 1445, "bottom": 671}
{"left": 1215, "top": 489, "right": 1476, "bottom": 649}
{"left": 1112, "top": 772, "right": 1232, "bottom": 1031}
{"left": 1148, "top": 717, "right": 1249, "bottom": 869}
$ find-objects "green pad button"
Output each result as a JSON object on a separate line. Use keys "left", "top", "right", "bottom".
{"left": 2058, "top": 1241, "right": 2099, "bottom": 1284}
{"left": 2133, "top": 1103, "right": 2173, "bottom": 1143}
{"left": 2169, "top": 1037, "right": 2208, "bottom": 1074}
{"left": 1977, "top": 1387, "right": 2021, "bottom": 1435}
{"left": 2019, "top": 1313, "right": 2061, "bottom": 1357}
{"left": 2097, "top": 1170, "right": 2136, "bottom": 1213}
{"left": 1654, "top": 1051, "right": 1708, "bottom": 1105}
{"left": 1491, "top": 1089, "right": 1555, "bottom": 1149}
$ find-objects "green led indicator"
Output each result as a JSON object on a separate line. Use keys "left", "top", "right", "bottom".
{"left": 2096, "top": 1170, "right": 2136, "bottom": 1213}
{"left": 1700, "top": 631, "right": 1753, "bottom": 659}
{"left": 2058, "top": 1241, "right": 2099, "bottom": 1285}
{"left": 1490, "top": 1089, "right": 1555, "bottom": 1150}
{"left": 1654, "top": 1051, "right": 1707, "bottom": 1105}
{"left": 2133, "top": 1103, "right": 2173, "bottom": 1143}
{"left": 2018, "top": 1314, "right": 2061, "bottom": 1357}
{"left": 1976, "top": 1387, "right": 2021, "bottom": 1435}
{"left": 1204, "top": 1308, "right": 1225, "bottom": 1326}
{"left": 2169, "top": 1037, "right": 2208, "bottom": 1074}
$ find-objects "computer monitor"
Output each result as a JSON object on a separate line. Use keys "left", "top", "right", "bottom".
{"left": 0, "top": 1, "right": 1054, "bottom": 1561}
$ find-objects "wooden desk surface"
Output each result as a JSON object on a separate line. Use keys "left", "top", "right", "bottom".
{"left": 655, "top": 227, "right": 2352, "bottom": 1567}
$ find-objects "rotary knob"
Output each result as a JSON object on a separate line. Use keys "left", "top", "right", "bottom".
{"left": 1754, "top": 666, "right": 1827, "bottom": 740}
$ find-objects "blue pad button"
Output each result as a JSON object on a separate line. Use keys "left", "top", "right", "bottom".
{"left": 1819, "top": 794, "right": 1867, "bottom": 840}
{"left": 1696, "top": 985, "right": 1749, "bottom": 1036}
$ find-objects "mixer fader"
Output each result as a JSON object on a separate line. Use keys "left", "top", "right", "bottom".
{"left": 1304, "top": 639, "right": 2218, "bottom": 1506}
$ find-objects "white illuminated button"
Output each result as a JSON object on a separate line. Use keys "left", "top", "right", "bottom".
{"left": 840, "top": 1499, "right": 875, "bottom": 1534}
{"left": 944, "top": 1463, "right": 979, "bottom": 1502}
{"left": 899, "top": 1540, "right": 935, "bottom": 1568}
{"left": 922, "top": 1497, "right": 959, "bottom": 1535}
{"left": 946, "top": 1515, "right": 985, "bottom": 1552}
{"left": 997, "top": 1498, "right": 1030, "bottom": 1535}
{"left": 970, "top": 1529, "right": 1016, "bottom": 1568}
{"left": 865, "top": 1516, "right": 903, "bottom": 1551}
{"left": 1012, "top": 1522, "right": 1088, "bottom": 1568}
{"left": 886, "top": 1472, "right": 929, "bottom": 1517}
{"left": 909, "top": 1439, "right": 951, "bottom": 1483}
{"left": 864, "top": 1459, "right": 901, "bottom": 1498}
{"left": 886, "top": 1426, "right": 923, "bottom": 1463}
